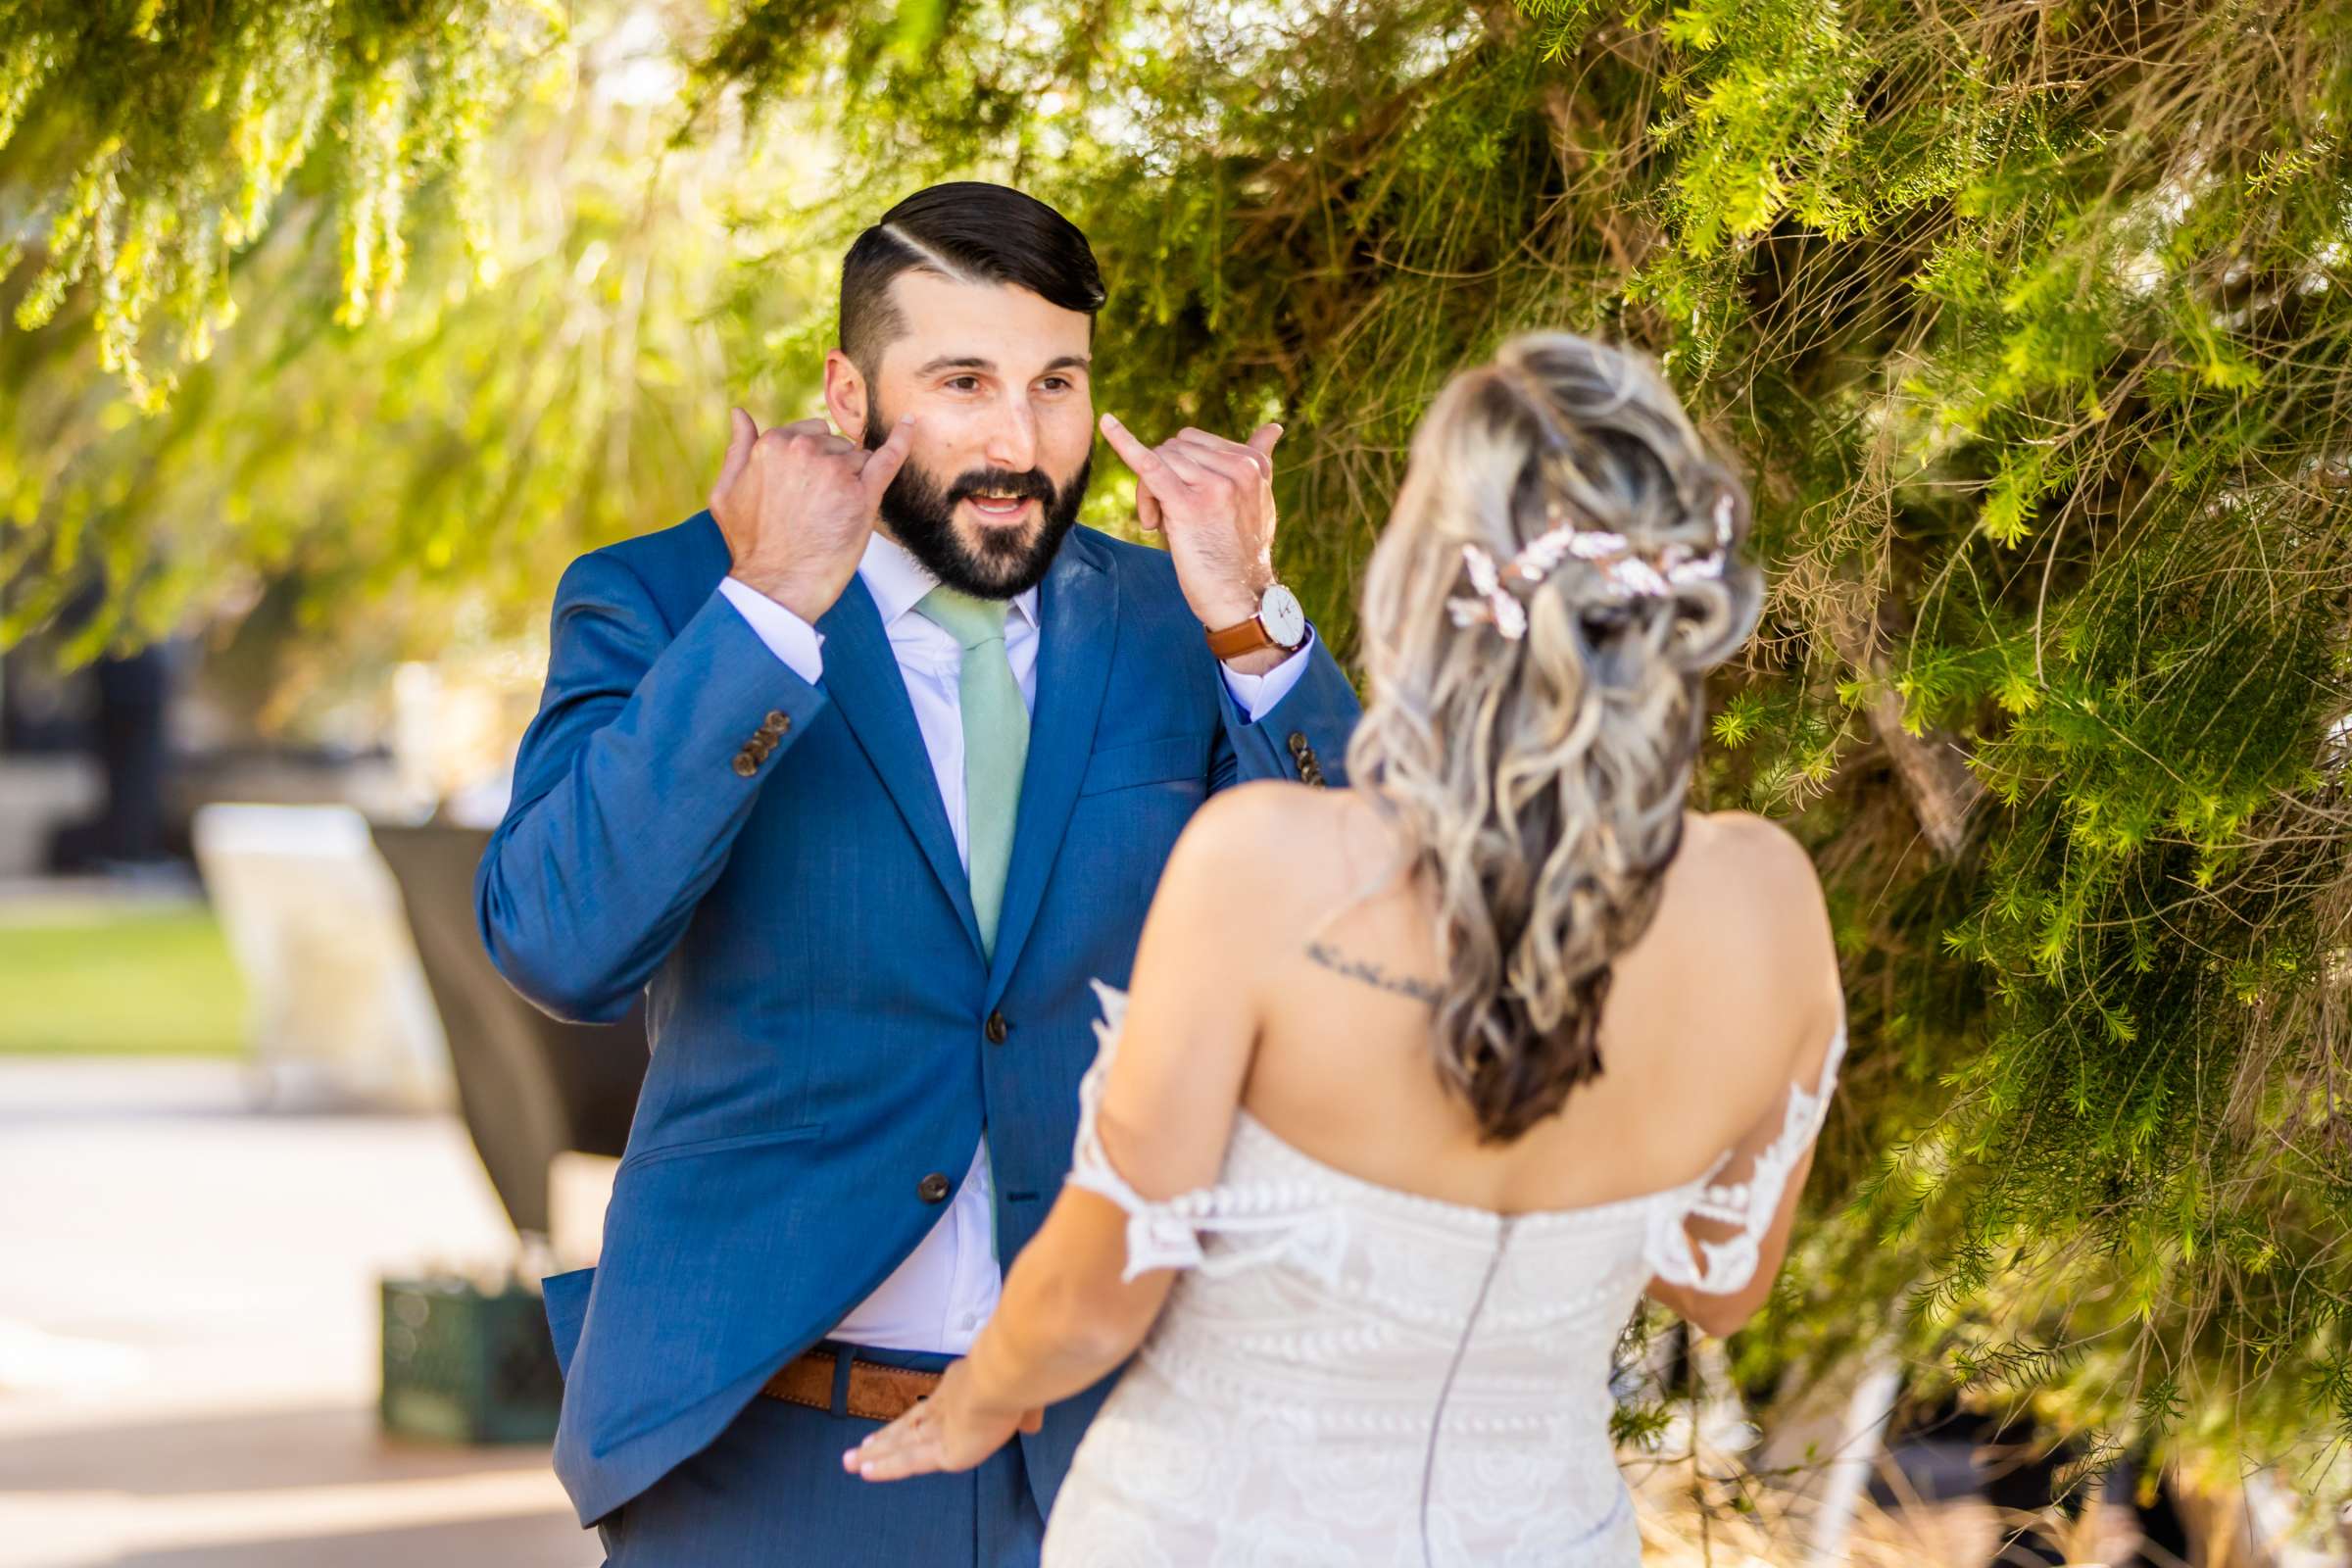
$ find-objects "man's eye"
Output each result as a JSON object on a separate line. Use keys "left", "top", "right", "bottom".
{"left": 1039, "top": 377, "right": 1070, "bottom": 392}
{"left": 947, "top": 376, "right": 980, "bottom": 392}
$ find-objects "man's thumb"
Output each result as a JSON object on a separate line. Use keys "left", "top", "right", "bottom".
{"left": 1247, "top": 422, "right": 1284, "bottom": 461}
{"left": 858, "top": 415, "right": 917, "bottom": 505}
{"left": 715, "top": 407, "right": 758, "bottom": 496}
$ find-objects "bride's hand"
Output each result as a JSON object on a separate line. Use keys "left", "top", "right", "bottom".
{"left": 840, "top": 1360, "right": 1043, "bottom": 1482}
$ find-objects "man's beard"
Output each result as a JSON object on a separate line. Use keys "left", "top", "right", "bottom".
{"left": 863, "top": 413, "right": 1091, "bottom": 600}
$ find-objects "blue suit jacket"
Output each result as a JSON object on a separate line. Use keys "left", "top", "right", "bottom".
{"left": 476, "top": 513, "right": 1360, "bottom": 1527}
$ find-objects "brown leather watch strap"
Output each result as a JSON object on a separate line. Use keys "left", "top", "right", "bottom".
{"left": 1205, "top": 615, "right": 1277, "bottom": 661}
{"left": 760, "top": 1348, "right": 942, "bottom": 1422}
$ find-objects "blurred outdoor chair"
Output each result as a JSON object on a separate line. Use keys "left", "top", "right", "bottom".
{"left": 371, "top": 820, "right": 646, "bottom": 1242}
{"left": 191, "top": 803, "right": 453, "bottom": 1112}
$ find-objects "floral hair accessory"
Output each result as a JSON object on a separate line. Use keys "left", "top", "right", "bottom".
{"left": 1447, "top": 492, "right": 1736, "bottom": 639}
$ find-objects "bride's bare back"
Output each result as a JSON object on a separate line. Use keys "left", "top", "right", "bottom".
{"left": 1232, "top": 785, "right": 1843, "bottom": 1222}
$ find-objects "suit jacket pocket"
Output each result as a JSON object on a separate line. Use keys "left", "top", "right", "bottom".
{"left": 1078, "top": 735, "right": 1207, "bottom": 797}
{"left": 617, "top": 1120, "right": 825, "bottom": 1170}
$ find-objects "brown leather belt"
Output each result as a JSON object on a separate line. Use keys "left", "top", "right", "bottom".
{"left": 760, "top": 1348, "right": 940, "bottom": 1422}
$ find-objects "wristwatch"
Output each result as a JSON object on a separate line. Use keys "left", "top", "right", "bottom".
{"left": 1205, "top": 582, "right": 1309, "bottom": 661}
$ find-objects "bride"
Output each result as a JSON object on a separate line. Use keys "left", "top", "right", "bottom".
{"left": 845, "top": 331, "right": 1846, "bottom": 1565}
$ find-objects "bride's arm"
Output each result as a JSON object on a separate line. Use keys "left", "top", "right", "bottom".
{"left": 1645, "top": 1142, "right": 1818, "bottom": 1337}
{"left": 1643, "top": 820, "right": 1844, "bottom": 1339}
{"left": 849, "top": 784, "right": 1296, "bottom": 1480}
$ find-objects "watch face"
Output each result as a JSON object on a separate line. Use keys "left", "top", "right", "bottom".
{"left": 1259, "top": 584, "right": 1307, "bottom": 649}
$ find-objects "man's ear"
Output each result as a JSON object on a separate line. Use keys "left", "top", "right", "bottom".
{"left": 822, "top": 349, "right": 871, "bottom": 443}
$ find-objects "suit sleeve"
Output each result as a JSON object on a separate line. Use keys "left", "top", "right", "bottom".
{"left": 474, "top": 551, "right": 832, "bottom": 1022}
{"left": 1207, "top": 627, "right": 1360, "bottom": 793}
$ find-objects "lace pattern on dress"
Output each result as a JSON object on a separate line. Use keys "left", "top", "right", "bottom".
{"left": 1064, "top": 979, "right": 1350, "bottom": 1285}
{"left": 1643, "top": 1020, "right": 1848, "bottom": 1296}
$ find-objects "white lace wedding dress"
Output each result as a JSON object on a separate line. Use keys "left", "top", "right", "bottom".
{"left": 1041, "top": 982, "right": 1845, "bottom": 1567}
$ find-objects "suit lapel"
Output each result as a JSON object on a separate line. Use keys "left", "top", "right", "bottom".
{"left": 986, "top": 530, "right": 1116, "bottom": 1003}
{"left": 814, "top": 574, "right": 986, "bottom": 957}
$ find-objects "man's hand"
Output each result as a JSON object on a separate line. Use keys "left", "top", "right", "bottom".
{"left": 710, "top": 407, "right": 915, "bottom": 624}
{"left": 1099, "top": 415, "right": 1285, "bottom": 638}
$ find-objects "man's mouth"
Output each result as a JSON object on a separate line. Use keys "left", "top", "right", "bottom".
{"left": 960, "top": 492, "right": 1039, "bottom": 523}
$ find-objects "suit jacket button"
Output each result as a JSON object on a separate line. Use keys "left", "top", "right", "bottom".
{"left": 985, "top": 1010, "right": 1008, "bottom": 1045}
{"left": 761, "top": 710, "right": 791, "bottom": 735}
{"left": 917, "top": 1172, "right": 952, "bottom": 1204}
{"left": 1287, "top": 731, "right": 1310, "bottom": 758}
{"left": 731, "top": 750, "right": 759, "bottom": 777}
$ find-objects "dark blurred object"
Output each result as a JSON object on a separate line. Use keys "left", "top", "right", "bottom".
{"left": 380, "top": 1273, "right": 564, "bottom": 1444}
{"left": 1870, "top": 1399, "right": 2220, "bottom": 1568}
{"left": 3, "top": 578, "right": 182, "bottom": 871}
{"left": 372, "top": 820, "right": 647, "bottom": 1236}
{"left": 49, "top": 637, "right": 175, "bottom": 868}
{"left": 1874, "top": 1404, "right": 2072, "bottom": 1565}
{"left": 2100, "top": 1458, "right": 2194, "bottom": 1568}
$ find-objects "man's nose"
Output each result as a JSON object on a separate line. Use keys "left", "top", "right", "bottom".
{"left": 981, "top": 397, "right": 1039, "bottom": 472}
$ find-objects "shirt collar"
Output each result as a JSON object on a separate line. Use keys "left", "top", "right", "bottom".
{"left": 860, "top": 530, "right": 1041, "bottom": 633}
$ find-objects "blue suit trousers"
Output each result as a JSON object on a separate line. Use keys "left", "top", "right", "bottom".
{"left": 597, "top": 1343, "right": 1044, "bottom": 1567}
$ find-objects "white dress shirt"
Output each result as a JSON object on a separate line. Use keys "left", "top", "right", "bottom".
{"left": 718, "top": 532, "right": 1312, "bottom": 1352}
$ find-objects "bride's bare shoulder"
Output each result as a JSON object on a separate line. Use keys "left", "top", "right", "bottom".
{"left": 1167, "top": 779, "right": 1378, "bottom": 869}
{"left": 1671, "top": 808, "right": 1820, "bottom": 899}
{"left": 1155, "top": 783, "right": 1394, "bottom": 921}
{"left": 1644, "top": 808, "right": 1841, "bottom": 1030}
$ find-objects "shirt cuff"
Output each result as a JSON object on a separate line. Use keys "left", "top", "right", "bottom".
{"left": 1218, "top": 626, "right": 1317, "bottom": 725}
{"left": 718, "top": 576, "right": 826, "bottom": 686}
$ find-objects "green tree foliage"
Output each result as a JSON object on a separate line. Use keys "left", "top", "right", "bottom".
{"left": 4, "top": 0, "right": 2349, "bottom": 1477}
{"left": 0, "top": 3, "right": 826, "bottom": 699}
{"left": 0, "top": 0, "right": 561, "bottom": 406}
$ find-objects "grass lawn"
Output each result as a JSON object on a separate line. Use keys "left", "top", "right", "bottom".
{"left": 0, "top": 902, "right": 249, "bottom": 1055}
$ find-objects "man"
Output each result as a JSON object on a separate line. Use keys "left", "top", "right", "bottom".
{"left": 475, "top": 181, "right": 1359, "bottom": 1565}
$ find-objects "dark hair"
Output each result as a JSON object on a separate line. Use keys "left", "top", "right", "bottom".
{"left": 840, "top": 182, "right": 1106, "bottom": 388}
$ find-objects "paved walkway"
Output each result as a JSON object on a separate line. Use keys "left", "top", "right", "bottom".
{"left": 0, "top": 1058, "right": 588, "bottom": 1567}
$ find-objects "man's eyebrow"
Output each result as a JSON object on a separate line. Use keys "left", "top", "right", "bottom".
{"left": 909, "top": 354, "right": 1093, "bottom": 376}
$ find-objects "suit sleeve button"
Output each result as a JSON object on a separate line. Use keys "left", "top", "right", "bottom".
{"left": 917, "top": 1172, "right": 953, "bottom": 1203}
{"left": 1286, "top": 731, "right": 1310, "bottom": 757}
{"left": 731, "top": 751, "right": 760, "bottom": 777}
{"left": 985, "top": 1011, "right": 1008, "bottom": 1045}
{"left": 761, "top": 710, "right": 791, "bottom": 735}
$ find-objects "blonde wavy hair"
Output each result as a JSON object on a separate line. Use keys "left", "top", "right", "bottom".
{"left": 1345, "top": 332, "right": 1764, "bottom": 1143}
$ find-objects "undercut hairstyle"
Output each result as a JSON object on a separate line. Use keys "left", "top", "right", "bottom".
{"left": 839, "top": 182, "right": 1107, "bottom": 395}
{"left": 1347, "top": 332, "right": 1765, "bottom": 1143}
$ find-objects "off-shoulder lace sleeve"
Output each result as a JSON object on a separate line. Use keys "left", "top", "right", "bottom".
{"left": 1064, "top": 980, "right": 1348, "bottom": 1285}
{"left": 1645, "top": 1020, "right": 1847, "bottom": 1297}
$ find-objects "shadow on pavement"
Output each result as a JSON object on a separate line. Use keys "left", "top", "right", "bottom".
{"left": 118, "top": 1508, "right": 592, "bottom": 1568}
{"left": 0, "top": 1400, "right": 555, "bottom": 1495}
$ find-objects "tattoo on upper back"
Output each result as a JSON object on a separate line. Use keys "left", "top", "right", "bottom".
{"left": 1304, "top": 941, "right": 1443, "bottom": 1004}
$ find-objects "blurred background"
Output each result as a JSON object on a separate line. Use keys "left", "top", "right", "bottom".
{"left": 2, "top": 0, "right": 2350, "bottom": 1564}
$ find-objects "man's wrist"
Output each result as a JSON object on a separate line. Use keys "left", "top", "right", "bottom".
{"left": 1219, "top": 646, "right": 1291, "bottom": 677}
{"left": 1203, "top": 570, "right": 1306, "bottom": 669}
{"left": 732, "top": 566, "right": 838, "bottom": 625}
{"left": 1199, "top": 565, "right": 1276, "bottom": 630}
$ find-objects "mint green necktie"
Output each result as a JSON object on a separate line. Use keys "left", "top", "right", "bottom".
{"left": 914, "top": 585, "right": 1030, "bottom": 956}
